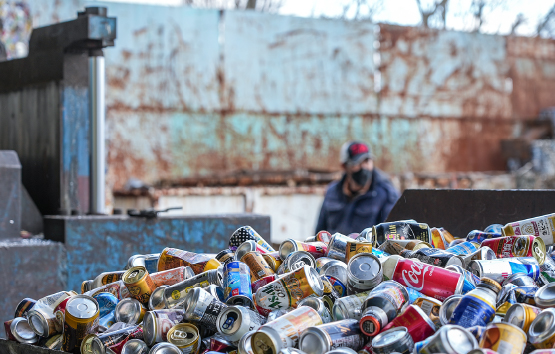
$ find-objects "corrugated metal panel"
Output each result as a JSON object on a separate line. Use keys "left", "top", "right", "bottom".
{"left": 223, "top": 11, "right": 377, "bottom": 114}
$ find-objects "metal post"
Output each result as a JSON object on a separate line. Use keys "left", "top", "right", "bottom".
{"left": 89, "top": 51, "right": 105, "bottom": 214}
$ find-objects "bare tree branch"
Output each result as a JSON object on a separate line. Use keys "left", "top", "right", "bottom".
{"left": 416, "top": 0, "right": 448, "bottom": 28}
{"left": 339, "top": 0, "right": 384, "bottom": 21}
{"left": 510, "top": 13, "right": 526, "bottom": 35}
{"left": 537, "top": 4, "right": 555, "bottom": 37}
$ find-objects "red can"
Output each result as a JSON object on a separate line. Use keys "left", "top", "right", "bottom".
{"left": 150, "top": 266, "right": 189, "bottom": 288}
{"left": 4, "top": 320, "right": 16, "bottom": 341}
{"left": 251, "top": 275, "right": 277, "bottom": 293}
{"left": 279, "top": 239, "right": 328, "bottom": 260}
{"left": 392, "top": 258, "right": 463, "bottom": 300}
{"left": 316, "top": 231, "right": 333, "bottom": 244}
{"left": 481, "top": 235, "right": 545, "bottom": 265}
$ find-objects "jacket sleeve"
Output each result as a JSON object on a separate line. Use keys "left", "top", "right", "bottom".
{"left": 315, "top": 200, "right": 327, "bottom": 234}
{"left": 378, "top": 186, "right": 400, "bottom": 223}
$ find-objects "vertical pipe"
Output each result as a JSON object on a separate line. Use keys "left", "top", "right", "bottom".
{"left": 89, "top": 53, "right": 105, "bottom": 214}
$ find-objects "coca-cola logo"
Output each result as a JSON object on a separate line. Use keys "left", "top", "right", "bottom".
{"left": 400, "top": 261, "right": 429, "bottom": 291}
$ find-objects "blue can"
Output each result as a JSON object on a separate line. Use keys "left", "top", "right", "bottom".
{"left": 93, "top": 292, "right": 119, "bottom": 317}
{"left": 446, "top": 241, "right": 478, "bottom": 256}
{"left": 371, "top": 248, "right": 390, "bottom": 259}
{"left": 144, "top": 253, "right": 160, "bottom": 274}
{"left": 98, "top": 310, "right": 116, "bottom": 330}
{"left": 448, "top": 294, "right": 495, "bottom": 328}
{"left": 223, "top": 261, "right": 253, "bottom": 308}
{"left": 484, "top": 224, "right": 504, "bottom": 233}
{"left": 466, "top": 230, "right": 503, "bottom": 244}
{"left": 326, "top": 275, "right": 346, "bottom": 297}
{"left": 406, "top": 287, "right": 425, "bottom": 304}
{"left": 414, "top": 337, "right": 432, "bottom": 354}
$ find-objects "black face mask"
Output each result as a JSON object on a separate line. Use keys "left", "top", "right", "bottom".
{"left": 351, "top": 168, "right": 372, "bottom": 186}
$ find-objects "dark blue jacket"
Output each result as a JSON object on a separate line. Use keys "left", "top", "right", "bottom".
{"left": 315, "top": 169, "right": 400, "bottom": 235}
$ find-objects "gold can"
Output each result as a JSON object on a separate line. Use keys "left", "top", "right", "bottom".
{"left": 413, "top": 297, "right": 442, "bottom": 329}
{"left": 81, "top": 280, "right": 93, "bottom": 294}
{"left": 529, "top": 308, "right": 555, "bottom": 349}
{"left": 167, "top": 323, "right": 200, "bottom": 354}
{"left": 262, "top": 252, "right": 282, "bottom": 272}
{"left": 345, "top": 241, "right": 373, "bottom": 264}
{"left": 480, "top": 322, "right": 527, "bottom": 354}
{"left": 80, "top": 333, "right": 96, "bottom": 354}
{"left": 158, "top": 247, "right": 221, "bottom": 274}
{"left": 62, "top": 295, "right": 99, "bottom": 352}
{"left": 241, "top": 251, "right": 275, "bottom": 281}
{"left": 504, "top": 303, "right": 542, "bottom": 333}
{"left": 123, "top": 266, "right": 156, "bottom": 305}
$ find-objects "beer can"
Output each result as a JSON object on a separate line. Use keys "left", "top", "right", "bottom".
{"left": 252, "top": 275, "right": 278, "bottom": 294}
{"left": 439, "top": 295, "right": 462, "bottom": 325}
{"left": 241, "top": 251, "right": 276, "bottom": 281}
{"left": 326, "top": 233, "right": 352, "bottom": 262}
{"left": 127, "top": 253, "right": 161, "bottom": 274}
{"left": 236, "top": 240, "right": 272, "bottom": 261}
{"left": 115, "top": 298, "right": 147, "bottom": 324}
{"left": 400, "top": 248, "right": 464, "bottom": 268}
{"left": 317, "top": 258, "right": 347, "bottom": 285}
{"left": 238, "top": 330, "right": 256, "bottom": 354}
{"left": 123, "top": 266, "right": 156, "bottom": 305}
{"left": 91, "top": 271, "right": 127, "bottom": 289}
{"left": 254, "top": 265, "right": 324, "bottom": 311}
{"left": 502, "top": 213, "right": 555, "bottom": 246}
{"left": 183, "top": 287, "right": 228, "bottom": 333}
{"left": 470, "top": 259, "right": 541, "bottom": 283}
{"left": 230, "top": 226, "right": 275, "bottom": 253}
{"left": 381, "top": 304, "right": 437, "bottom": 343}
{"left": 94, "top": 292, "right": 120, "bottom": 317}
{"left": 157, "top": 247, "right": 221, "bottom": 275}
{"left": 486, "top": 224, "right": 504, "bottom": 233}
{"left": 121, "top": 339, "right": 149, "bottom": 354}
{"left": 316, "top": 231, "right": 333, "bottom": 244}
{"left": 461, "top": 247, "right": 497, "bottom": 268}
{"left": 167, "top": 323, "right": 200, "bottom": 354}
{"left": 346, "top": 253, "right": 382, "bottom": 294}
{"left": 299, "top": 319, "right": 365, "bottom": 354}
{"left": 344, "top": 240, "right": 373, "bottom": 264}
{"left": 250, "top": 306, "right": 322, "bottom": 354}
{"left": 535, "top": 282, "right": 555, "bottom": 308}
{"left": 503, "top": 303, "right": 541, "bottom": 333}
{"left": 479, "top": 322, "right": 526, "bottom": 354}
{"left": 14, "top": 298, "right": 36, "bottom": 319}
{"left": 413, "top": 297, "right": 442, "bottom": 329}
{"left": 446, "top": 241, "right": 480, "bottom": 256}
{"left": 467, "top": 231, "right": 504, "bottom": 244}
{"left": 430, "top": 227, "right": 450, "bottom": 250}
{"left": 530, "top": 308, "right": 555, "bottom": 349}
{"left": 279, "top": 239, "right": 327, "bottom": 260}
{"left": 297, "top": 297, "right": 333, "bottom": 324}
{"left": 82, "top": 280, "right": 93, "bottom": 293}
{"left": 372, "top": 221, "right": 431, "bottom": 247}
{"left": 151, "top": 266, "right": 194, "bottom": 288}
{"left": 331, "top": 290, "right": 371, "bottom": 320}
{"left": 62, "top": 295, "right": 100, "bottom": 352}
{"left": 325, "top": 276, "right": 346, "bottom": 297}
{"left": 419, "top": 324, "right": 478, "bottom": 354}
{"left": 372, "top": 326, "right": 414, "bottom": 354}
{"left": 262, "top": 252, "right": 282, "bottom": 273}
{"left": 98, "top": 311, "right": 116, "bottom": 332}
{"left": 360, "top": 280, "right": 409, "bottom": 336}
{"left": 85, "top": 280, "right": 131, "bottom": 300}
{"left": 9, "top": 317, "right": 38, "bottom": 344}
{"left": 278, "top": 251, "right": 316, "bottom": 275}
{"left": 92, "top": 325, "right": 144, "bottom": 354}
{"left": 150, "top": 342, "right": 183, "bottom": 354}
{"left": 143, "top": 309, "right": 185, "bottom": 346}
{"left": 449, "top": 278, "right": 500, "bottom": 328}
{"left": 223, "top": 261, "right": 254, "bottom": 307}
{"left": 217, "top": 306, "right": 266, "bottom": 343}
{"left": 149, "top": 268, "right": 222, "bottom": 310}
{"left": 482, "top": 235, "right": 546, "bottom": 265}
{"left": 216, "top": 249, "right": 236, "bottom": 267}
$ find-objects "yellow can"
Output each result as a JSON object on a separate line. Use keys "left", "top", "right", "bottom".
{"left": 167, "top": 323, "right": 200, "bottom": 354}
{"left": 62, "top": 295, "right": 99, "bottom": 352}
{"left": 479, "top": 322, "right": 527, "bottom": 354}
{"left": 241, "top": 251, "right": 275, "bottom": 281}
{"left": 123, "top": 266, "right": 156, "bottom": 305}
{"left": 262, "top": 252, "right": 283, "bottom": 272}
{"left": 345, "top": 241, "right": 373, "bottom": 264}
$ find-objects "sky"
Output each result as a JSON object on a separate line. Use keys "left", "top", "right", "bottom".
{"left": 108, "top": 0, "right": 555, "bottom": 37}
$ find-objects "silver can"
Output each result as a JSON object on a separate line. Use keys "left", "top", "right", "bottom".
{"left": 121, "top": 339, "right": 149, "bottom": 354}
{"left": 115, "top": 298, "right": 146, "bottom": 325}
{"left": 143, "top": 309, "right": 185, "bottom": 346}
{"left": 236, "top": 240, "right": 262, "bottom": 261}
{"left": 217, "top": 306, "right": 266, "bottom": 343}
{"left": 502, "top": 272, "right": 537, "bottom": 287}
{"left": 149, "top": 269, "right": 222, "bottom": 310}
{"left": 461, "top": 247, "right": 496, "bottom": 268}
{"left": 529, "top": 308, "right": 555, "bottom": 348}
{"left": 149, "top": 342, "right": 182, "bottom": 354}
{"left": 331, "top": 290, "right": 372, "bottom": 320}
{"left": 326, "top": 233, "right": 351, "bottom": 262}
{"left": 535, "top": 282, "right": 555, "bottom": 308}
{"left": 372, "top": 326, "right": 414, "bottom": 354}
{"left": 317, "top": 259, "right": 348, "bottom": 285}
{"left": 27, "top": 307, "right": 60, "bottom": 337}
{"left": 297, "top": 297, "right": 333, "bottom": 324}
{"left": 238, "top": 330, "right": 256, "bottom": 354}
{"left": 299, "top": 319, "right": 365, "bottom": 354}
{"left": 419, "top": 324, "right": 478, "bottom": 354}
{"left": 183, "top": 287, "right": 227, "bottom": 332}
{"left": 10, "top": 317, "right": 39, "bottom": 344}
{"left": 469, "top": 259, "right": 540, "bottom": 283}
{"left": 346, "top": 253, "right": 382, "bottom": 294}
{"left": 439, "top": 295, "right": 462, "bottom": 325}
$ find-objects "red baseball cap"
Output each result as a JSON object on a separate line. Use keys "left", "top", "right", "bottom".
{"left": 340, "top": 141, "right": 372, "bottom": 166}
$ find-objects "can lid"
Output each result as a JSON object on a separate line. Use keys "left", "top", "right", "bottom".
{"left": 252, "top": 329, "right": 280, "bottom": 354}
{"left": 167, "top": 323, "right": 199, "bottom": 347}
{"left": 80, "top": 334, "right": 96, "bottom": 354}
{"left": 148, "top": 286, "right": 168, "bottom": 311}
{"left": 143, "top": 311, "right": 156, "bottom": 346}
{"left": 478, "top": 278, "right": 502, "bottom": 293}
{"left": 66, "top": 295, "right": 99, "bottom": 319}
{"left": 123, "top": 266, "right": 147, "bottom": 284}
{"left": 305, "top": 266, "right": 324, "bottom": 297}
{"left": 150, "top": 342, "right": 182, "bottom": 354}
{"left": 442, "top": 325, "right": 477, "bottom": 354}
{"left": 121, "top": 339, "right": 149, "bottom": 354}
{"left": 299, "top": 327, "right": 328, "bottom": 354}
{"left": 116, "top": 298, "right": 143, "bottom": 323}
{"left": 529, "top": 308, "right": 555, "bottom": 343}
{"left": 347, "top": 253, "right": 381, "bottom": 283}
{"left": 532, "top": 236, "right": 546, "bottom": 265}
{"left": 439, "top": 295, "right": 462, "bottom": 325}
{"left": 534, "top": 282, "right": 555, "bottom": 308}
{"left": 11, "top": 317, "right": 38, "bottom": 344}
{"left": 502, "top": 304, "right": 525, "bottom": 328}
{"left": 287, "top": 251, "right": 316, "bottom": 270}
{"left": 372, "top": 326, "right": 409, "bottom": 349}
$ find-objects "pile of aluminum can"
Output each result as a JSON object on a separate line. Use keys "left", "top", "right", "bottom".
{"left": 5, "top": 212, "right": 555, "bottom": 354}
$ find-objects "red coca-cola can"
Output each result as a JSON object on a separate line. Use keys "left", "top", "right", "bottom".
{"left": 392, "top": 258, "right": 463, "bottom": 300}
{"left": 252, "top": 275, "right": 277, "bottom": 293}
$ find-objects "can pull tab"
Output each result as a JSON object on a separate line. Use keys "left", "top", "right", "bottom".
{"left": 222, "top": 313, "right": 238, "bottom": 330}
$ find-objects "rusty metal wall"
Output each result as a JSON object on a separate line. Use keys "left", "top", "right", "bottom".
{"left": 12, "top": 1, "right": 555, "bottom": 191}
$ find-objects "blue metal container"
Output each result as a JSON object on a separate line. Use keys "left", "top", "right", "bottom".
{"left": 223, "top": 261, "right": 253, "bottom": 308}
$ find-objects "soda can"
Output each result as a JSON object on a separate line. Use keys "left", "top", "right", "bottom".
{"left": 321, "top": 275, "right": 343, "bottom": 299}
{"left": 206, "top": 284, "right": 225, "bottom": 302}
{"left": 446, "top": 241, "right": 480, "bottom": 256}
{"left": 449, "top": 278, "right": 500, "bottom": 328}
{"left": 372, "top": 326, "right": 414, "bottom": 354}
{"left": 89, "top": 271, "right": 127, "bottom": 289}
{"left": 461, "top": 247, "right": 497, "bottom": 268}
{"left": 331, "top": 290, "right": 372, "bottom": 320}
{"left": 62, "top": 295, "right": 100, "bottom": 352}
{"left": 346, "top": 253, "right": 382, "bottom": 294}
{"left": 297, "top": 297, "right": 332, "bottom": 324}
{"left": 98, "top": 311, "right": 116, "bottom": 332}
{"left": 143, "top": 309, "right": 185, "bottom": 346}
{"left": 149, "top": 269, "right": 222, "bottom": 310}
{"left": 372, "top": 221, "right": 431, "bottom": 247}
{"left": 315, "top": 231, "right": 332, "bottom": 244}
{"left": 93, "top": 292, "right": 120, "bottom": 318}
{"left": 236, "top": 240, "right": 272, "bottom": 261}
{"left": 28, "top": 292, "right": 75, "bottom": 337}
{"left": 183, "top": 287, "right": 228, "bottom": 333}
{"left": 167, "top": 323, "right": 200, "bottom": 354}
{"left": 502, "top": 213, "right": 555, "bottom": 246}
{"left": 439, "top": 295, "right": 462, "bottom": 325}
{"left": 262, "top": 252, "right": 283, "bottom": 272}
{"left": 467, "top": 231, "right": 504, "bottom": 244}
{"left": 413, "top": 297, "right": 442, "bottom": 329}
{"left": 503, "top": 303, "right": 541, "bottom": 333}
{"left": 121, "top": 339, "right": 149, "bottom": 354}
{"left": 344, "top": 240, "right": 373, "bottom": 263}
{"left": 238, "top": 330, "right": 256, "bottom": 354}
{"left": 223, "top": 261, "right": 254, "bottom": 307}
{"left": 419, "top": 324, "right": 478, "bottom": 354}
{"left": 241, "top": 251, "right": 276, "bottom": 281}
{"left": 151, "top": 266, "right": 194, "bottom": 288}
{"left": 217, "top": 306, "right": 266, "bottom": 343}
{"left": 127, "top": 253, "right": 161, "bottom": 274}
{"left": 230, "top": 226, "right": 275, "bottom": 253}
{"left": 14, "top": 298, "right": 36, "bottom": 319}
{"left": 430, "top": 227, "right": 450, "bottom": 250}
{"left": 529, "top": 308, "right": 555, "bottom": 349}
{"left": 92, "top": 324, "right": 144, "bottom": 354}
{"left": 216, "top": 249, "right": 236, "bottom": 267}
{"left": 479, "top": 322, "right": 526, "bottom": 354}
{"left": 115, "top": 298, "right": 147, "bottom": 324}
{"left": 360, "top": 280, "right": 409, "bottom": 336}
{"left": 391, "top": 258, "right": 464, "bottom": 301}
{"left": 85, "top": 280, "right": 131, "bottom": 300}
{"left": 278, "top": 251, "right": 316, "bottom": 275}
{"left": 254, "top": 265, "right": 324, "bottom": 311}
{"left": 157, "top": 247, "right": 222, "bottom": 275}
{"left": 282, "top": 239, "right": 328, "bottom": 260}
{"left": 469, "top": 259, "right": 540, "bottom": 283}
{"left": 381, "top": 304, "right": 436, "bottom": 343}
{"left": 8, "top": 317, "right": 38, "bottom": 344}
{"left": 482, "top": 235, "right": 546, "bottom": 265}
{"left": 326, "top": 233, "right": 352, "bottom": 262}
{"left": 122, "top": 266, "right": 156, "bottom": 305}
{"left": 150, "top": 342, "right": 183, "bottom": 354}
{"left": 299, "top": 319, "right": 365, "bottom": 354}
{"left": 250, "top": 306, "right": 322, "bottom": 354}
{"left": 252, "top": 275, "right": 278, "bottom": 294}
{"left": 400, "top": 248, "right": 464, "bottom": 268}
{"left": 317, "top": 258, "right": 347, "bottom": 285}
